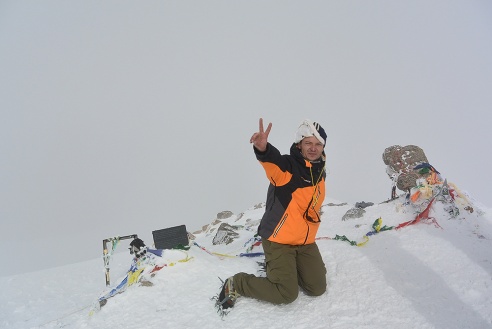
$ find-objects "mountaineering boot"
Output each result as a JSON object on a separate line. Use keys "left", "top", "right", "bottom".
{"left": 216, "top": 277, "right": 240, "bottom": 310}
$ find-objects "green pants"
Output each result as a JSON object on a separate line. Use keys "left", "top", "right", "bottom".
{"left": 233, "top": 239, "right": 327, "bottom": 304}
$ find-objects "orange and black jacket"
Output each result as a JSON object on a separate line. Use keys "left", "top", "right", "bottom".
{"left": 255, "top": 142, "right": 326, "bottom": 245}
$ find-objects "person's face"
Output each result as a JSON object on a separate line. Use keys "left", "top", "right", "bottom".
{"left": 298, "top": 136, "right": 324, "bottom": 161}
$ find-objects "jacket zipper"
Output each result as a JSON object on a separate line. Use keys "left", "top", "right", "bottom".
{"left": 273, "top": 213, "right": 288, "bottom": 238}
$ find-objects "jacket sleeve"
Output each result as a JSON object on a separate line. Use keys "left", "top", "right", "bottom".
{"left": 254, "top": 143, "right": 293, "bottom": 187}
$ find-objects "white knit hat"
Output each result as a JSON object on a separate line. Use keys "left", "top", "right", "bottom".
{"left": 294, "top": 119, "right": 327, "bottom": 145}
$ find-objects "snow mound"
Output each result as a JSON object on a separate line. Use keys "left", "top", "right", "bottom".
{"left": 1, "top": 192, "right": 491, "bottom": 329}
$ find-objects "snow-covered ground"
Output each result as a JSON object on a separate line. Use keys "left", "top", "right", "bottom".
{"left": 2, "top": 191, "right": 491, "bottom": 329}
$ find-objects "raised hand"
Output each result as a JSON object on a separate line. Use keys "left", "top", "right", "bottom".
{"left": 249, "top": 118, "right": 272, "bottom": 152}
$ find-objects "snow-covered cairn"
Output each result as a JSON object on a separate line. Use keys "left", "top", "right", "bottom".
{"left": 382, "top": 145, "right": 428, "bottom": 196}
{"left": 382, "top": 144, "right": 478, "bottom": 218}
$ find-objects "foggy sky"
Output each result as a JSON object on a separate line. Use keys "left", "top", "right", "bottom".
{"left": 1, "top": 0, "right": 491, "bottom": 276}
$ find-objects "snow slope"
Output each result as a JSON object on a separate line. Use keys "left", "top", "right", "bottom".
{"left": 1, "top": 192, "right": 491, "bottom": 329}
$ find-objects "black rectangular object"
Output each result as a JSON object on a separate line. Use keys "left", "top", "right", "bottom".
{"left": 152, "top": 225, "right": 189, "bottom": 250}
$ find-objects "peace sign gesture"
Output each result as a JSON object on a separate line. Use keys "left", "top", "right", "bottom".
{"left": 250, "top": 118, "right": 272, "bottom": 152}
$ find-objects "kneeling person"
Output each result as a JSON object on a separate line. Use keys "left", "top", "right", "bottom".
{"left": 217, "top": 118, "right": 328, "bottom": 310}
